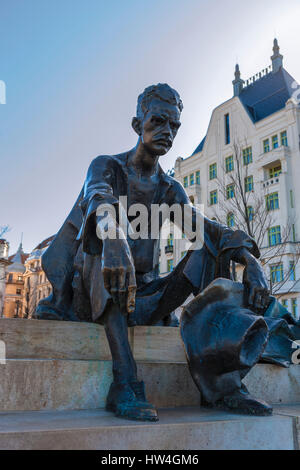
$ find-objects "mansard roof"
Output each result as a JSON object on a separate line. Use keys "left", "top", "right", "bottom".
{"left": 238, "top": 67, "right": 296, "bottom": 123}
{"left": 191, "top": 67, "right": 297, "bottom": 157}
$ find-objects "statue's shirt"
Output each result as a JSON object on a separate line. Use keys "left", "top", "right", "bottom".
{"left": 126, "top": 167, "right": 161, "bottom": 273}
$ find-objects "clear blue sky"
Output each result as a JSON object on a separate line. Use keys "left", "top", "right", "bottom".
{"left": 2, "top": 0, "right": 300, "bottom": 254}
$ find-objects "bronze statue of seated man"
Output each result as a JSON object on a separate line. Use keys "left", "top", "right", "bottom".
{"left": 35, "top": 84, "right": 272, "bottom": 421}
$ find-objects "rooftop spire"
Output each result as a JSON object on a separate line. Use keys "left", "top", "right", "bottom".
{"left": 271, "top": 38, "right": 283, "bottom": 73}
{"left": 232, "top": 64, "right": 244, "bottom": 96}
{"left": 9, "top": 242, "right": 25, "bottom": 273}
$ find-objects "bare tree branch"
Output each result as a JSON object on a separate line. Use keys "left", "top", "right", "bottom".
{"left": 212, "top": 140, "right": 299, "bottom": 296}
{"left": 0, "top": 226, "right": 10, "bottom": 239}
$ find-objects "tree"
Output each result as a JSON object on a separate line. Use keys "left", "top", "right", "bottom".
{"left": 212, "top": 142, "right": 300, "bottom": 297}
{"left": 0, "top": 225, "right": 10, "bottom": 239}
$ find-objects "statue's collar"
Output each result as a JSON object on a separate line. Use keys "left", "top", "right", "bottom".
{"left": 123, "top": 151, "right": 174, "bottom": 188}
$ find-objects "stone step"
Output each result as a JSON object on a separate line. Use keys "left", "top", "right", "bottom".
{"left": 0, "top": 405, "right": 298, "bottom": 450}
{"left": 0, "top": 358, "right": 299, "bottom": 411}
{"left": 0, "top": 319, "right": 299, "bottom": 412}
{"left": 0, "top": 319, "right": 186, "bottom": 362}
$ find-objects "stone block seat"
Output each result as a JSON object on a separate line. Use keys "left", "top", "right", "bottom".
{"left": 0, "top": 318, "right": 299, "bottom": 450}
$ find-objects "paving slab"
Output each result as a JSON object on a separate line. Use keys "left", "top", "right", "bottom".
{"left": 0, "top": 406, "right": 295, "bottom": 450}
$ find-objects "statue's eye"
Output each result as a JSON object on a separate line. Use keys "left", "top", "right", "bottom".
{"left": 152, "top": 116, "right": 164, "bottom": 125}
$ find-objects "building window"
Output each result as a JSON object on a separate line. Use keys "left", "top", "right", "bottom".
{"left": 291, "top": 298, "right": 298, "bottom": 318}
{"left": 290, "top": 262, "right": 296, "bottom": 281}
{"left": 290, "top": 190, "right": 294, "bottom": 209}
{"left": 293, "top": 224, "right": 296, "bottom": 242}
{"left": 196, "top": 171, "right": 200, "bottom": 185}
{"left": 17, "top": 275, "right": 22, "bottom": 281}
{"left": 247, "top": 206, "right": 254, "bottom": 221}
{"left": 225, "top": 155, "right": 234, "bottom": 173}
{"left": 189, "top": 173, "right": 194, "bottom": 186}
{"left": 183, "top": 176, "right": 188, "bottom": 188}
{"left": 270, "top": 264, "right": 284, "bottom": 283}
{"left": 282, "top": 299, "right": 288, "bottom": 309}
{"left": 244, "top": 176, "right": 254, "bottom": 193}
{"left": 263, "top": 139, "right": 270, "bottom": 153}
{"left": 268, "top": 226, "right": 281, "bottom": 246}
{"left": 225, "top": 113, "right": 230, "bottom": 145}
{"left": 272, "top": 135, "right": 279, "bottom": 149}
{"left": 227, "top": 212, "right": 235, "bottom": 227}
{"left": 167, "top": 233, "right": 173, "bottom": 247}
{"left": 269, "top": 166, "right": 281, "bottom": 178}
{"left": 226, "top": 184, "right": 235, "bottom": 199}
{"left": 16, "top": 288, "right": 21, "bottom": 295}
{"left": 266, "top": 192, "right": 279, "bottom": 211}
{"left": 243, "top": 147, "right": 252, "bottom": 165}
{"left": 209, "top": 163, "right": 217, "bottom": 180}
{"left": 281, "top": 130, "right": 288, "bottom": 147}
{"left": 8, "top": 274, "right": 13, "bottom": 282}
{"left": 167, "top": 259, "right": 174, "bottom": 273}
{"left": 210, "top": 190, "right": 218, "bottom": 205}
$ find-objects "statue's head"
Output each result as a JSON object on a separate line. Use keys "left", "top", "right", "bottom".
{"left": 132, "top": 83, "right": 183, "bottom": 156}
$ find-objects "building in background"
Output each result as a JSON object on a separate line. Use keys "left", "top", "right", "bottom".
{"left": 22, "top": 235, "right": 54, "bottom": 318}
{"left": 160, "top": 39, "right": 300, "bottom": 319}
{"left": 2, "top": 235, "right": 54, "bottom": 319}
{"left": 3, "top": 243, "right": 28, "bottom": 318}
{"left": 0, "top": 239, "right": 10, "bottom": 316}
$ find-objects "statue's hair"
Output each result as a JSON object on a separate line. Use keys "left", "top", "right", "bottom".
{"left": 136, "top": 83, "right": 183, "bottom": 119}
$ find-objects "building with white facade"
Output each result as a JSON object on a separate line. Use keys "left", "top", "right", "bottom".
{"left": 160, "top": 39, "right": 300, "bottom": 319}
{"left": 0, "top": 239, "right": 10, "bottom": 316}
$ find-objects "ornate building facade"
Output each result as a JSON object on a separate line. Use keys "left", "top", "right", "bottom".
{"left": 0, "top": 239, "right": 10, "bottom": 316}
{"left": 159, "top": 39, "right": 300, "bottom": 319}
{"left": 3, "top": 243, "right": 28, "bottom": 318}
{"left": 3, "top": 236, "right": 54, "bottom": 319}
{"left": 22, "top": 236, "right": 54, "bottom": 318}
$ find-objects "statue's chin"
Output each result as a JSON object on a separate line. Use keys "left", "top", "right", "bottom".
{"left": 155, "top": 146, "right": 171, "bottom": 156}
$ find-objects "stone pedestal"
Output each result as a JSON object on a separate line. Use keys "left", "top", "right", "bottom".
{"left": 0, "top": 318, "right": 299, "bottom": 449}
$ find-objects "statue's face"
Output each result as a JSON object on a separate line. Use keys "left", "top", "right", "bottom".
{"left": 139, "top": 99, "right": 181, "bottom": 156}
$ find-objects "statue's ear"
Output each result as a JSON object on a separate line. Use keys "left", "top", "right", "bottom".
{"left": 132, "top": 117, "right": 142, "bottom": 136}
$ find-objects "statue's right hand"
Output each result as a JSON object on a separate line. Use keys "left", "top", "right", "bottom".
{"left": 101, "top": 237, "right": 137, "bottom": 315}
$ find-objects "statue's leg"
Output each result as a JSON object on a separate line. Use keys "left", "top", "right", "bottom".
{"left": 181, "top": 279, "right": 273, "bottom": 416}
{"left": 82, "top": 254, "right": 158, "bottom": 421}
{"left": 103, "top": 302, "right": 158, "bottom": 421}
{"left": 104, "top": 302, "right": 137, "bottom": 384}
{"left": 130, "top": 260, "right": 194, "bottom": 327}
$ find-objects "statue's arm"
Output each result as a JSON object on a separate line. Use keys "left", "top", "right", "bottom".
{"left": 231, "top": 247, "right": 269, "bottom": 312}
{"left": 78, "top": 156, "right": 136, "bottom": 314}
{"left": 172, "top": 180, "right": 269, "bottom": 312}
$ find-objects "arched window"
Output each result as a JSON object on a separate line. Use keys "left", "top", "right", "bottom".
{"left": 227, "top": 212, "right": 235, "bottom": 228}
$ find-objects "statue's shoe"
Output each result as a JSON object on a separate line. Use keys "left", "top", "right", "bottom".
{"left": 106, "top": 381, "right": 158, "bottom": 422}
{"left": 203, "top": 387, "right": 273, "bottom": 416}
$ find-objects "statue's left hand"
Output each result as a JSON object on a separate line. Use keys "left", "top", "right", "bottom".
{"left": 243, "top": 259, "right": 270, "bottom": 314}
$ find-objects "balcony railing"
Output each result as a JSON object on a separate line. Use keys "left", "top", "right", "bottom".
{"left": 262, "top": 174, "right": 281, "bottom": 188}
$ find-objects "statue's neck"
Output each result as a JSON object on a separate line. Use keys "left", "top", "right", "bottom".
{"left": 128, "top": 142, "right": 159, "bottom": 177}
